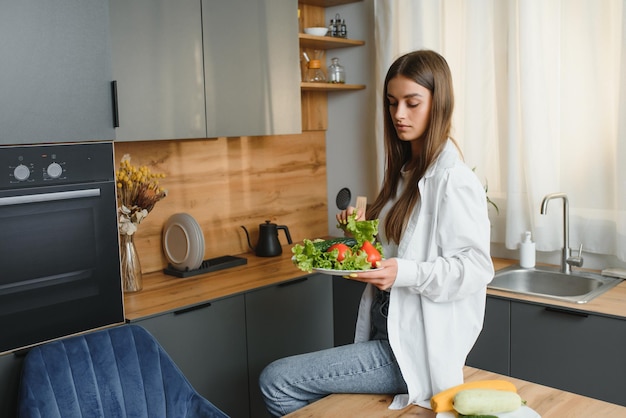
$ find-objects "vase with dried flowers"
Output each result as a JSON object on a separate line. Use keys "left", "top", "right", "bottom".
{"left": 116, "top": 154, "right": 167, "bottom": 292}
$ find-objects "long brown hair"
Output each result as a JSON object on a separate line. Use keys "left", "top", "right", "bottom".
{"left": 368, "top": 50, "right": 458, "bottom": 244}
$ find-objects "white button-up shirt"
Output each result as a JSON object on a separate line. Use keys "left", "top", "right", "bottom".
{"left": 354, "top": 140, "right": 495, "bottom": 409}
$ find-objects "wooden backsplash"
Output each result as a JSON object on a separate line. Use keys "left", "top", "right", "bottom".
{"left": 114, "top": 131, "right": 327, "bottom": 274}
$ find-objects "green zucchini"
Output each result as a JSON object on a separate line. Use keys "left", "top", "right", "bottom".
{"left": 313, "top": 237, "right": 357, "bottom": 252}
{"left": 453, "top": 389, "right": 523, "bottom": 415}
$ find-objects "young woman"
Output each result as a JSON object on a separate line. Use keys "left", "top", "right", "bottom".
{"left": 259, "top": 50, "right": 494, "bottom": 416}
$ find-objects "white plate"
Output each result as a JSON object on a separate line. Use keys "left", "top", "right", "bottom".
{"left": 312, "top": 267, "right": 384, "bottom": 276}
{"left": 437, "top": 405, "right": 540, "bottom": 418}
{"left": 162, "top": 213, "right": 205, "bottom": 271}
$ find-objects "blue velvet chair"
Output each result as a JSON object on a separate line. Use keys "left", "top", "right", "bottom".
{"left": 17, "top": 324, "right": 229, "bottom": 418}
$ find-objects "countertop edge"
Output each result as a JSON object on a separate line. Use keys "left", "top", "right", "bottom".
{"left": 124, "top": 251, "right": 626, "bottom": 320}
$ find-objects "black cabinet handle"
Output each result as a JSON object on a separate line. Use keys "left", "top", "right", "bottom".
{"left": 278, "top": 277, "right": 308, "bottom": 287}
{"left": 545, "top": 306, "right": 588, "bottom": 318}
{"left": 174, "top": 301, "right": 212, "bottom": 315}
{"left": 111, "top": 80, "right": 119, "bottom": 128}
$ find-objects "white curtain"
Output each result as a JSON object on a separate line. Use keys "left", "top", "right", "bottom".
{"left": 374, "top": 0, "right": 626, "bottom": 260}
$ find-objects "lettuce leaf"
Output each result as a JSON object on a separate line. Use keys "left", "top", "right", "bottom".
{"left": 340, "top": 214, "right": 378, "bottom": 247}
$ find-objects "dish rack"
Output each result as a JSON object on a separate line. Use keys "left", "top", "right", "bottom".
{"left": 163, "top": 255, "right": 247, "bottom": 278}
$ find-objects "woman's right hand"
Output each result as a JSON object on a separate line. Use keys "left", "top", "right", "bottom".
{"left": 336, "top": 205, "right": 365, "bottom": 226}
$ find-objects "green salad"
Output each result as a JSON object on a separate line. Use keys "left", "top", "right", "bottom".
{"left": 292, "top": 213, "right": 384, "bottom": 273}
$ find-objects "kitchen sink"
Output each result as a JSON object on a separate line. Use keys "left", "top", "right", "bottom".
{"left": 488, "top": 265, "right": 623, "bottom": 303}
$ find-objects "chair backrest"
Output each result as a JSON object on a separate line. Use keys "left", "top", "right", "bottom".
{"left": 17, "top": 324, "right": 228, "bottom": 418}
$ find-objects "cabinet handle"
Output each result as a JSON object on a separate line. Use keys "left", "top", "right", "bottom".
{"left": 111, "top": 80, "right": 119, "bottom": 128}
{"left": 278, "top": 277, "right": 309, "bottom": 287}
{"left": 174, "top": 301, "right": 212, "bottom": 315}
{"left": 545, "top": 306, "right": 588, "bottom": 318}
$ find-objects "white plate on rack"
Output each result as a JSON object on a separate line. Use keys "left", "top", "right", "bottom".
{"left": 162, "top": 213, "right": 205, "bottom": 271}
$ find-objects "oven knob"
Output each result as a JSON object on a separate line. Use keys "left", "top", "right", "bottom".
{"left": 13, "top": 164, "right": 30, "bottom": 181}
{"left": 47, "top": 162, "right": 63, "bottom": 179}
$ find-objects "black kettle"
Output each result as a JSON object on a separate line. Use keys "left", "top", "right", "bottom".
{"left": 241, "top": 220, "right": 293, "bottom": 257}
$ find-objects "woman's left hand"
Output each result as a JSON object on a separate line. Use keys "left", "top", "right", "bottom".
{"left": 346, "top": 258, "right": 398, "bottom": 291}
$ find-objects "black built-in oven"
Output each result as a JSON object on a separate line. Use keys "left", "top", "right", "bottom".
{"left": 0, "top": 142, "right": 123, "bottom": 354}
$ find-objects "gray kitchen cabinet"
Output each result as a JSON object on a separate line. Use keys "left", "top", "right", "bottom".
{"left": 0, "top": 353, "right": 23, "bottom": 417}
{"left": 109, "top": 0, "right": 206, "bottom": 141}
{"left": 466, "top": 296, "right": 510, "bottom": 375}
{"left": 332, "top": 276, "right": 366, "bottom": 346}
{"left": 245, "top": 274, "right": 334, "bottom": 417}
{"left": 202, "top": 0, "right": 302, "bottom": 138}
{"left": 134, "top": 295, "right": 249, "bottom": 418}
{"left": 511, "top": 301, "right": 626, "bottom": 406}
{"left": 0, "top": 0, "right": 115, "bottom": 145}
{"left": 335, "top": 285, "right": 514, "bottom": 375}
{"left": 110, "top": 0, "right": 301, "bottom": 141}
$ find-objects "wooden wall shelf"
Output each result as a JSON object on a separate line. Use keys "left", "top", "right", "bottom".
{"left": 299, "top": 33, "right": 365, "bottom": 50}
{"left": 299, "top": 0, "right": 361, "bottom": 6}
{"left": 301, "top": 82, "right": 365, "bottom": 91}
{"left": 298, "top": 0, "right": 365, "bottom": 130}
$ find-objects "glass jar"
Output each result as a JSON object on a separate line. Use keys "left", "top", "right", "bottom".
{"left": 328, "top": 57, "right": 345, "bottom": 84}
{"left": 307, "top": 59, "right": 326, "bottom": 82}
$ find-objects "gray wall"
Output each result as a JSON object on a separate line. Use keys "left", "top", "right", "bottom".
{"left": 325, "top": 0, "right": 378, "bottom": 234}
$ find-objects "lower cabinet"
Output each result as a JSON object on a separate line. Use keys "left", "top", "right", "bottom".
{"left": 246, "top": 274, "right": 334, "bottom": 417}
{"left": 135, "top": 295, "right": 249, "bottom": 418}
{"left": 0, "top": 353, "right": 24, "bottom": 417}
{"left": 332, "top": 276, "right": 366, "bottom": 346}
{"left": 466, "top": 296, "right": 510, "bottom": 375}
{"left": 511, "top": 302, "right": 626, "bottom": 406}
{"left": 133, "top": 274, "right": 334, "bottom": 418}
{"left": 468, "top": 296, "right": 626, "bottom": 406}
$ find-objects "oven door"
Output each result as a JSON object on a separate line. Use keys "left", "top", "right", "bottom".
{"left": 0, "top": 180, "right": 123, "bottom": 353}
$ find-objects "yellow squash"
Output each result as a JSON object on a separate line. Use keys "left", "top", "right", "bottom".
{"left": 430, "top": 379, "right": 517, "bottom": 413}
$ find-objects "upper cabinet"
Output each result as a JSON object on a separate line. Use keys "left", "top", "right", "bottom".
{"left": 110, "top": 0, "right": 301, "bottom": 141}
{"left": 202, "top": 0, "right": 301, "bottom": 138}
{"left": 0, "top": 0, "right": 115, "bottom": 145}
{"left": 109, "top": 0, "right": 206, "bottom": 141}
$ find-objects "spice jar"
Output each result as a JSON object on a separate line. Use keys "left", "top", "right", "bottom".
{"left": 328, "top": 57, "right": 345, "bottom": 84}
{"left": 328, "top": 18, "right": 337, "bottom": 37}
{"left": 339, "top": 19, "right": 347, "bottom": 38}
{"left": 329, "top": 13, "right": 341, "bottom": 37}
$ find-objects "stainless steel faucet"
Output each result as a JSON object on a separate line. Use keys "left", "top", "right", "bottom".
{"left": 540, "top": 192, "right": 584, "bottom": 274}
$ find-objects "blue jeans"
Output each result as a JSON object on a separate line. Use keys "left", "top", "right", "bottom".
{"left": 258, "top": 340, "right": 408, "bottom": 417}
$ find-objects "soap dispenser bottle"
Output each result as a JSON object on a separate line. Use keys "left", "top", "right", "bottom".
{"left": 520, "top": 231, "right": 536, "bottom": 268}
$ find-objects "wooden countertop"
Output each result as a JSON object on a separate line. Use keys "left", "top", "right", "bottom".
{"left": 124, "top": 249, "right": 626, "bottom": 321}
{"left": 284, "top": 366, "right": 626, "bottom": 417}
